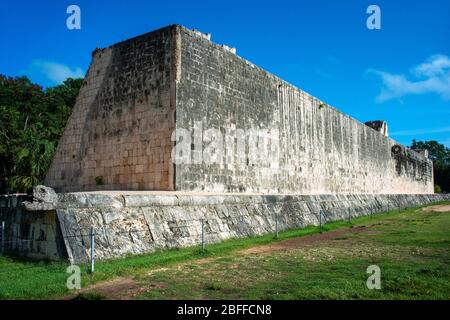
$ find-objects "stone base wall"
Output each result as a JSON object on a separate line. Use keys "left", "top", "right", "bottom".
{"left": 1, "top": 193, "right": 449, "bottom": 263}
{"left": 0, "top": 195, "right": 67, "bottom": 260}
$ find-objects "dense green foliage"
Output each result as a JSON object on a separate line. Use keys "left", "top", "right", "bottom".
{"left": 0, "top": 75, "right": 83, "bottom": 193}
{"left": 411, "top": 140, "right": 450, "bottom": 193}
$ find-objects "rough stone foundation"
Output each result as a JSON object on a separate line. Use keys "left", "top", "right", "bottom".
{"left": 1, "top": 192, "right": 449, "bottom": 263}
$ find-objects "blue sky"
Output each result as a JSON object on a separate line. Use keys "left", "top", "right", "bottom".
{"left": 0, "top": 0, "right": 449, "bottom": 147}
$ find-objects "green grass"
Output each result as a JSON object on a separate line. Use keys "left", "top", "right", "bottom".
{"left": 0, "top": 202, "right": 449, "bottom": 299}
{"left": 0, "top": 210, "right": 362, "bottom": 299}
{"left": 137, "top": 204, "right": 450, "bottom": 300}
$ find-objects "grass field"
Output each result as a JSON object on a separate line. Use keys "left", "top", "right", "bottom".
{"left": 1, "top": 202, "right": 449, "bottom": 300}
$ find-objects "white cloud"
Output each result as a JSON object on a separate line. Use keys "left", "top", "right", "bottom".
{"left": 30, "top": 60, "right": 85, "bottom": 84}
{"left": 368, "top": 54, "right": 450, "bottom": 102}
{"left": 412, "top": 54, "right": 450, "bottom": 77}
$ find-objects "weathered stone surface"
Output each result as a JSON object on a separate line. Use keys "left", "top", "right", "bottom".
{"left": 175, "top": 26, "right": 433, "bottom": 194}
{"left": 43, "top": 25, "right": 433, "bottom": 195}
{"left": 365, "top": 120, "right": 389, "bottom": 137}
{"left": 33, "top": 185, "right": 58, "bottom": 203}
{"left": 0, "top": 194, "right": 67, "bottom": 260}
{"left": 22, "top": 201, "right": 57, "bottom": 211}
{"left": 2, "top": 193, "right": 449, "bottom": 263}
{"left": 45, "top": 26, "right": 177, "bottom": 192}
{"left": 22, "top": 185, "right": 58, "bottom": 211}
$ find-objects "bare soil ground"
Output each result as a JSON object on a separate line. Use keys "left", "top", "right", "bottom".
{"left": 73, "top": 277, "right": 137, "bottom": 300}
{"left": 421, "top": 204, "right": 450, "bottom": 212}
{"left": 241, "top": 226, "right": 366, "bottom": 254}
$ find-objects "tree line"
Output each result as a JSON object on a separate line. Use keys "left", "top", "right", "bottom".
{"left": 410, "top": 140, "right": 450, "bottom": 193}
{"left": 0, "top": 75, "right": 448, "bottom": 193}
{"left": 0, "top": 75, "right": 83, "bottom": 193}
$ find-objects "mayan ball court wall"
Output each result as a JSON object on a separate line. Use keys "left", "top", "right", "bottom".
{"left": 44, "top": 24, "right": 433, "bottom": 195}
{"left": 174, "top": 27, "right": 433, "bottom": 194}
{"left": 1, "top": 191, "right": 449, "bottom": 263}
{"left": 1, "top": 25, "right": 445, "bottom": 263}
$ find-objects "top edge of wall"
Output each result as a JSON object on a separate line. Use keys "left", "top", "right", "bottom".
{"left": 2, "top": 193, "right": 448, "bottom": 209}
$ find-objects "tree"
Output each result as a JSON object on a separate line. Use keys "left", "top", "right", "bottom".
{"left": 0, "top": 75, "right": 83, "bottom": 193}
{"left": 410, "top": 139, "right": 450, "bottom": 193}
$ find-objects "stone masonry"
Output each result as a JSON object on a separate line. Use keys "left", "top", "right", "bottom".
{"left": 0, "top": 25, "right": 445, "bottom": 263}
{"left": 44, "top": 25, "right": 433, "bottom": 194}
{"left": 45, "top": 26, "right": 176, "bottom": 192}
{"left": 1, "top": 191, "right": 449, "bottom": 262}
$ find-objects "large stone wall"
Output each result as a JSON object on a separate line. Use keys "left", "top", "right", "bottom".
{"left": 0, "top": 195, "right": 67, "bottom": 260}
{"left": 45, "top": 25, "right": 433, "bottom": 194}
{"left": 45, "top": 26, "right": 177, "bottom": 192}
{"left": 175, "top": 27, "right": 433, "bottom": 194}
{"left": 1, "top": 192, "right": 449, "bottom": 263}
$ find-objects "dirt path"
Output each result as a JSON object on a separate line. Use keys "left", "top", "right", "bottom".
{"left": 421, "top": 204, "right": 450, "bottom": 212}
{"left": 241, "top": 226, "right": 366, "bottom": 254}
{"left": 73, "top": 277, "right": 136, "bottom": 300}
